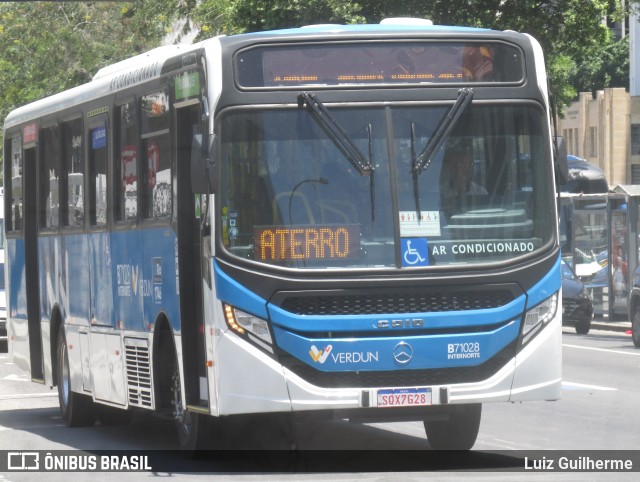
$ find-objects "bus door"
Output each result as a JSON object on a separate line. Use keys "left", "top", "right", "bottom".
{"left": 175, "top": 95, "right": 208, "bottom": 410}
{"left": 23, "top": 144, "right": 44, "bottom": 382}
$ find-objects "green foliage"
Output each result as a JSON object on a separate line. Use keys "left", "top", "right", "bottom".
{"left": 1, "top": 0, "right": 632, "bottom": 120}
{"left": 548, "top": 55, "right": 579, "bottom": 109}
{"left": 0, "top": 1, "right": 186, "bottom": 175}
{"left": 193, "top": 0, "right": 365, "bottom": 36}
{"left": 192, "top": 0, "right": 630, "bottom": 114}
{"left": 357, "top": 0, "right": 621, "bottom": 112}
{"left": 571, "top": 36, "right": 629, "bottom": 95}
{"left": 0, "top": 0, "right": 634, "bottom": 170}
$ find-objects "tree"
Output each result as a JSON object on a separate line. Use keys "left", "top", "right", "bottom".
{"left": 192, "top": 0, "right": 627, "bottom": 111}
{"left": 0, "top": 1, "right": 191, "bottom": 175}
{"left": 193, "top": 0, "right": 365, "bottom": 35}
{"left": 571, "top": 35, "right": 629, "bottom": 95}
{"left": 0, "top": 0, "right": 632, "bottom": 146}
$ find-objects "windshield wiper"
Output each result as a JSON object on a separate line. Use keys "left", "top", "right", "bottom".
{"left": 298, "top": 91, "right": 376, "bottom": 220}
{"left": 411, "top": 88, "right": 474, "bottom": 218}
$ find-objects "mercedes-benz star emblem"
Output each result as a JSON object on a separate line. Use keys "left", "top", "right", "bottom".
{"left": 393, "top": 342, "right": 413, "bottom": 365}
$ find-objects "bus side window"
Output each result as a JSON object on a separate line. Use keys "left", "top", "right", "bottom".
{"left": 61, "top": 119, "right": 84, "bottom": 228}
{"left": 114, "top": 102, "right": 138, "bottom": 222}
{"left": 140, "top": 91, "right": 171, "bottom": 220}
{"left": 89, "top": 125, "right": 108, "bottom": 227}
{"left": 5, "top": 135, "right": 23, "bottom": 232}
{"left": 142, "top": 134, "right": 172, "bottom": 219}
{"left": 39, "top": 126, "right": 60, "bottom": 230}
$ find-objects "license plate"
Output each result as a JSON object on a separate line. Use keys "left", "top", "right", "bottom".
{"left": 377, "top": 387, "right": 432, "bottom": 407}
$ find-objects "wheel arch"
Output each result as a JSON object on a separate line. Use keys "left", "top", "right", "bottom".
{"left": 49, "top": 304, "right": 64, "bottom": 387}
{"left": 152, "top": 313, "right": 181, "bottom": 411}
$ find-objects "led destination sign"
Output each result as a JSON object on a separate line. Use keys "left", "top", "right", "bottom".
{"left": 255, "top": 225, "right": 360, "bottom": 262}
{"left": 236, "top": 41, "right": 523, "bottom": 87}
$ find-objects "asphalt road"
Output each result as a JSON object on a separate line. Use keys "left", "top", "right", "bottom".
{"left": 0, "top": 324, "right": 638, "bottom": 480}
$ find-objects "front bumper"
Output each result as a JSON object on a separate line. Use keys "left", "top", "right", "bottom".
{"left": 212, "top": 315, "right": 562, "bottom": 417}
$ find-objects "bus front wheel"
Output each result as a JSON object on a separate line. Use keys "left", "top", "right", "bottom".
{"left": 423, "top": 403, "right": 481, "bottom": 450}
{"left": 169, "top": 356, "right": 210, "bottom": 451}
{"left": 56, "top": 328, "right": 96, "bottom": 427}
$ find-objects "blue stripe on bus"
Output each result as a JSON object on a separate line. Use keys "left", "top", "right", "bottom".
{"left": 274, "top": 319, "right": 519, "bottom": 371}
{"left": 525, "top": 255, "right": 561, "bottom": 309}
{"left": 213, "top": 256, "right": 560, "bottom": 372}
{"left": 214, "top": 261, "right": 269, "bottom": 319}
{"left": 32, "top": 228, "right": 181, "bottom": 332}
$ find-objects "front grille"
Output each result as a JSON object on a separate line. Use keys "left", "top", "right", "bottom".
{"left": 280, "top": 290, "right": 514, "bottom": 316}
{"left": 279, "top": 341, "right": 517, "bottom": 388}
{"left": 562, "top": 298, "right": 591, "bottom": 323}
{"left": 563, "top": 299, "right": 579, "bottom": 311}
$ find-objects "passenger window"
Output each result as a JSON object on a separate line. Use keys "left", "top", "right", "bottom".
{"left": 89, "top": 124, "right": 108, "bottom": 227}
{"left": 61, "top": 119, "right": 84, "bottom": 227}
{"left": 39, "top": 126, "right": 60, "bottom": 229}
{"left": 6, "top": 135, "right": 23, "bottom": 231}
{"left": 140, "top": 91, "right": 171, "bottom": 220}
{"left": 114, "top": 102, "right": 138, "bottom": 222}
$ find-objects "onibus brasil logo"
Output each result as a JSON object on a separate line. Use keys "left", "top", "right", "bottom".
{"left": 309, "top": 345, "right": 332, "bottom": 364}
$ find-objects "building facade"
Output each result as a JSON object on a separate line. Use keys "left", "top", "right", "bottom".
{"left": 558, "top": 12, "right": 640, "bottom": 188}
{"left": 558, "top": 88, "right": 640, "bottom": 186}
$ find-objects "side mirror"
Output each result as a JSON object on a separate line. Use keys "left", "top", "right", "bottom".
{"left": 191, "top": 133, "right": 216, "bottom": 194}
{"left": 553, "top": 136, "right": 568, "bottom": 187}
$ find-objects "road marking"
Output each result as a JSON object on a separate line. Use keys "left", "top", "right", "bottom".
{"left": 562, "top": 381, "right": 617, "bottom": 391}
{"left": 563, "top": 343, "right": 640, "bottom": 357}
{"left": 0, "top": 393, "right": 57, "bottom": 400}
{"left": 3, "top": 374, "right": 29, "bottom": 382}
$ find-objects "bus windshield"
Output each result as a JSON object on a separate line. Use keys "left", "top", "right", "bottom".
{"left": 218, "top": 103, "right": 554, "bottom": 269}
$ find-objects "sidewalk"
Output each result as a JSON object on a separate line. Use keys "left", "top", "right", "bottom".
{"left": 590, "top": 319, "right": 631, "bottom": 333}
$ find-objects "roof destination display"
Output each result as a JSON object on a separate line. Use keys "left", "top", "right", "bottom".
{"left": 236, "top": 41, "right": 524, "bottom": 87}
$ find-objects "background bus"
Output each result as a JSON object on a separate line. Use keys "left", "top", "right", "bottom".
{"left": 3, "top": 20, "right": 562, "bottom": 451}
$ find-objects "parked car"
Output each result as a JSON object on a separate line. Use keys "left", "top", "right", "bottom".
{"left": 559, "top": 154, "right": 609, "bottom": 194}
{"left": 561, "top": 260, "right": 593, "bottom": 334}
{"left": 627, "top": 266, "right": 640, "bottom": 347}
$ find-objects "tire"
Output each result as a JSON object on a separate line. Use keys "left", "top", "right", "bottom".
{"left": 56, "top": 328, "right": 96, "bottom": 427}
{"left": 633, "top": 308, "right": 640, "bottom": 348}
{"left": 424, "top": 404, "right": 481, "bottom": 450}
{"left": 169, "top": 353, "right": 210, "bottom": 452}
{"left": 574, "top": 314, "right": 591, "bottom": 335}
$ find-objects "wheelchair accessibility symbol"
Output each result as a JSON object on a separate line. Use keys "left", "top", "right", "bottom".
{"left": 401, "top": 238, "right": 429, "bottom": 267}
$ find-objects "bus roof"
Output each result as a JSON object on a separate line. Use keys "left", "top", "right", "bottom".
{"left": 3, "top": 42, "right": 199, "bottom": 130}
{"left": 251, "top": 22, "right": 490, "bottom": 36}
{"left": 3, "top": 22, "right": 523, "bottom": 131}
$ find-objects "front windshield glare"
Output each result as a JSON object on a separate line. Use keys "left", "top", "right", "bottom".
{"left": 218, "top": 104, "right": 554, "bottom": 269}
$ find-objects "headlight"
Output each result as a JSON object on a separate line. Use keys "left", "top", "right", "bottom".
{"left": 223, "top": 304, "right": 274, "bottom": 353}
{"left": 521, "top": 293, "right": 558, "bottom": 346}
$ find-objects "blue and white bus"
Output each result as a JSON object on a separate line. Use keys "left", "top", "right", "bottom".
{"left": 3, "top": 19, "right": 562, "bottom": 450}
